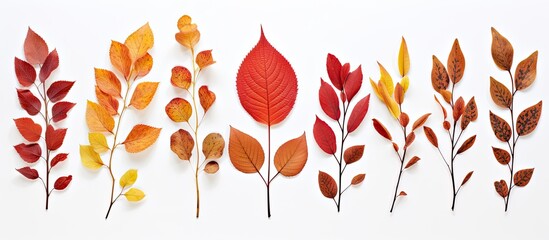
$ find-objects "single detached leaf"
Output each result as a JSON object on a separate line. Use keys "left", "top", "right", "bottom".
{"left": 405, "top": 156, "right": 420, "bottom": 169}
{"left": 86, "top": 100, "right": 115, "bottom": 133}
{"left": 45, "top": 125, "right": 67, "bottom": 151}
{"left": 39, "top": 49, "right": 59, "bottom": 82}
{"left": 199, "top": 85, "right": 216, "bottom": 112}
{"left": 170, "top": 66, "right": 192, "bottom": 89}
{"left": 17, "top": 89, "right": 41, "bottom": 116}
{"left": 351, "top": 173, "right": 366, "bottom": 185}
{"left": 326, "top": 54, "right": 343, "bottom": 90}
{"left": 170, "top": 129, "right": 194, "bottom": 161}
{"left": 453, "top": 97, "right": 465, "bottom": 121}
{"left": 51, "top": 153, "right": 68, "bottom": 168}
{"left": 490, "top": 77, "right": 512, "bottom": 108}
{"left": 16, "top": 167, "right": 39, "bottom": 180}
{"left": 89, "top": 132, "right": 110, "bottom": 153}
{"left": 344, "top": 65, "right": 363, "bottom": 102}
{"left": 14, "top": 117, "right": 42, "bottom": 142}
{"left": 236, "top": 28, "right": 297, "bottom": 126}
{"left": 52, "top": 101, "right": 76, "bottom": 122}
{"left": 434, "top": 96, "right": 447, "bottom": 119}
{"left": 516, "top": 101, "right": 542, "bottom": 136}
{"left": 494, "top": 180, "right": 509, "bottom": 198}
{"left": 14, "top": 57, "right": 36, "bottom": 87}
{"left": 491, "top": 27, "right": 514, "bottom": 71}
{"left": 514, "top": 168, "right": 534, "bottom": 187}
{"left": 347, "top": 94, "right": 370, "bottom": 133}
{"left": 412, "top": 113, "right": 431, "bottom": 131}
{"left": 120, "top": 169, "right": 138, "bottom": 188}
{"left": 124, "top": 188, "right": 145, "bottom": 202}
{"left": 372, "top": 118, "right": 392, "bottom": 141}
{"left": 394, "top": 83, "right": 404, "bottom": 105}
{"left": 461, "top": 97, "right": 478, "bottom": 130}
{"left": 318, "top": 171, "right": 337, "bottom": 199}
{"left": 14, "top": 143, "right": 42, "bottom": 163}
{"left": 24, "top": 28, "right": 49, "bottom": 65}
{"left": 515, "top": 51, "right": 538, "bottom": 91}
{"left": 431, "top": 55, "right": 449, "bottom": 91}
{"left": 423, "top": 126, "right": 438, "bottom": 148}
{"left": 125, "top": 23, "right": 154, "bottom": 62}
{"left": 228, "top": 127, "right": 265, "bottom": 174}
{"left": 204, "top": 161, "right": 219, "bottom": 174}
{"left": 492, "top": 147, "right": 510, "bottom": 165}
{"left": 489, "top": 111, "right": 511, "bottom": 142}
{"left": 109, "top": 41, "right": 131, "bottom": 78}
{"left": 47, "top": 81, "right": 74, "bottom": 103}
{"left": 274, "top": 133, "right": 308, "bottom": 177}
{"left": 202, "top": 133, "right": 225, "bottom": 160}
{"left": 313, "top": 116, "right": 337, "bottom": 155}
{"left": 94, "top": 68, "right": 121, "bottom": 97}
{"left": 130, "top": 82, "right": 159, "bottom": 110}
{"left": 165, "top": 98, "right": 192, "bottom": 122}
{"left": 54, "top": 175, "right": 72, "bottom": 190}
{"left": 196, "top": 50, "right": 215, "bottom": 69}
{"left": 448, "top": 39, "right": 465, "bottom": 84}
{"left": 80, "top": 145, "right": 104, "bottom": 170}
{"left": 122, "top": 124, "right": 162, "bottom": 153}
{"left": 404, "top": 132, "right": 416, "bottom": 149}
{"left": 461, "top": 171, "right": 474, "bottom": 186}
{"left": 134, "top": 53, "right": 153, "bottom": 77}
{"left": 398, "top": 37, "right": 410, "bottom": 77}
{"left": 456, "top": 135, "right": 476, "bottom": 154}
{"left": 343, "top": 145, "right": 364, "bottom": 165}
{"left": 95, "top": 86, "right": 119, "bottom": 115}
{"left": 319, "top": 79, "right": 340, "bottom": 121}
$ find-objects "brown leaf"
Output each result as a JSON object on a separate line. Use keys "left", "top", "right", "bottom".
{"left": 489, "top": 111, "right": 511, "bottom": 142}
{"left": 24, "top": 27, "right": 49, "bottom": 65}
{"left": 122, "top": 124, "right": 161, "bottom": 153}
{"left": 443, "top": 121, "right": 451, "bottom": 131}
{"left": 199, "top": 86, "right": 216, "bottom": 112}
{"left": 109, "top": 41, "right": 131, "bottom": 78}
{"left": 423, "top": 126, "right": 438, "bottom": 148}
{"left": 447, "top": 39, "right": 465, "bottom": 84}
{"left": 86, "top": 100, "right": 114, "bottom": 133}
{"left": 94, "top": 68, "right": 121, "bottom": 97}
{"left": 514, "top": 168, "right": 534, "bottom": 187}
{"left": 351, "top": 173, "right": 366, "bottom": 185}
{"left": 228, "top": 127, "right": 264, "bottom": 174}
{"left": 461, "top": 171, "right": 474, "bottom": 186}
{"left": 491, "top": 27, "right": 514, "bottom": 71}
{"left": 129, "top": 82, "right": 159, "bottom": 110}
{"left": 461, "top": 97, "right": 478, "bottom": 130}
{"left": 431, "top": 55, "right": 449, "bottom": 91}
{"left": 492, "top": 147, "right": 511, "bottom": 165}
{"left": 516, "top": 101, "right": 542, "bottom": 136}
{"left": 515, "top": 51, "right": 538, "bottom": 91}
{"left": 399, "top": 112, "right": 409, "bottom": 128}
{"left": 204, "top": 161, "right": 219, "bottom": 174}
{"left": 412, "top": 113, "right": 431, "bottom": 131}
{"left": 202, "top": 133, "right": 225, "bottom": 160}
{"left": 170, "top": 66, "right": 192, "bottom": 89}
{"left": 273, "top": 133, "right": 308, "bottom": 177}
{"left": 490, "top": 77, "right": 512, "bottom": 108}
{"left": 398, "top": 191, "right": 407, "bottom": 197}
{"left": 170, "top": 129, "right": 194, "bottom": 161}
{"left": 394, "top": 83, "right": 404, "bottom": 105}
{"left": 453, "top": 97, "right": 465, "bottom": 121}
{"left": 405, "top": 156, "right": 420, "bottom": 169}
{"left": 372, "top": 119, "right": 392, "bottom": 141}
{"left": 434, "top": 96, "right": 447, "bottom": 119}
{"left": 134, "top": 53, "right": 153, "bottom": 77}
{"left": 165, "top": 98, "right": 192, "bottom": 122}
{"left": 494, "top": 180, "right": 509, "bottom": 198}
{"left": 456, "top": 135, "right": 476, "bottom": 154}
{"left": 318, "top": 171, "right": 337, "bottom": 199}
{"left": 343, "top": 145, "right": 364, "bottom": 165}
{"left": 404, "top": 132, "right": 416, "bottom": 149}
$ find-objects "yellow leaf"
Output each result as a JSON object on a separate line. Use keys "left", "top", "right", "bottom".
{"left": 165, "top": 98, "right": 192, "bottom": 122}
{"left": 134, "top": 53, "right": 153, "bottom": 77}
{"left": 109, "top": 41, "right": 131, "bottom": 79}
{"left": 80, "top": 145, "right": 104, "bottom": 170}
{"left": 129, "top": 82, "right": 159, "bottom": 110}
{"left": 369, "top": 78, "right": 383, "bottom": 102}
{"left": 86, "top": 100, "right": 115, "bottom": 133}
{"left": 196, "top": 50, "right": 215, "bottom": 69}
{"left": 120, "top": 169, "right": 138, "bottom": 188}
{"left": 122, "top": 124, "right": 161, "bottom": 153}
{"left": 124, "top": 23, "right": 154, "bottom": 63}
{"left": 378, "top": 81, "right": 400, "bottom": 119}
{"left": 89, "top": 133, "right": 109, "bottom": 153}
{"left": 398, "top": 37, "right": 410, "bottom": 77}
{"left": 124, "top": 188, "right": 145, "bottom": 202}
{"left": 400, "top": 76, "right": 410, "bottom": 93}
{"left": 378, "top": 62, "right": 394, "bottom": 96}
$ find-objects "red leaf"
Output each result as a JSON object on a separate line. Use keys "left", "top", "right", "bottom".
{"left": 404, "top": 132, "right": 416, "bottom": 149}
{"left": 372, "top": 118, "right": 392, "bottom": 141}
{"left": 461, "top": 171, "right": 474, "bottom": 186}
{"left": 45, "top": 125, "right": 67, "bottom": 151}
{"left": 319, "top": 79, "right": 340, "bottom": 121}
{"left": 398, "top": 191, "right": 407, "bottom": 197}
{"left": 52, "top": 102, "right": 76, "bottom": 122}
{"left": 51, "top": 153, "right": 68, "bottom": 168}
{"left": 14, "top": 57, "right": 36, "bottom": 87}
{"left": 340, "top": 63, "right": 350, "bottom": 85}
{"left": 347, "top": 94, "right": 371, "bottom": 133}
{"left": 343, "top": 145, "right": 364, "bottom": 165}
{"left": 423, "top": 126, "right": 439, "bottom": 148}
{"left": 14, "top": 143, "right": 42, "bottom": 163}
{"left": 14, "top": 117, "right": 42, "bottom": 142}
{"left": 16, "top": 167, "right": 39, "bottom": 180}
{"left": 344, "top": 65, "right": 363, "bottom": 102}
{"left": 54, "top": 175, "right": 72, "bottom": 190}
{"left": 405, "top": 156, "right": 420, "bottom": 169}
{"left": 39, "top": 49, "right": 59, "bottom": 82}
{"left": 236, "top": 28, "right": 297, "bottom": 126}
{"left": 17, "top": 89, "right": 41, "bottom": 116}
{"left": 326, "top": 54, "right": 343, "bottom": 90}
{"left": 313, "top": 116, "right": 337, "bottom": 154}
{"left": 47, "top": 81, "right": 74, "bottom": 103}
{"left": 318, "top": 171, "right": 337, "bottom": 198}
{"left": 24, "top": 27, "right": 49, "bottom": 65}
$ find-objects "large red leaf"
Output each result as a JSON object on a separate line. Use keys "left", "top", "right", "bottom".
{"left": 52, "top": 102, "right": 76, "bottom": 122}
{"left": 236, "top": 28, "right": 297, "bottom": 126}
{"left": 319, "top": 79, "right": 340, "bottom": 121}
{"left": 313, "top": 116, "right": 336, "bottom": 155}
{"left": 14, "top": 57, "right": 36, "bottom": 87}
{"left": 14, "top": 117, "right": 42, "bottom": 142}
{"left": 24, "top": 28, "right": 49, "bottom": 65}
{"left": 45, "top": 125, "right": 67, "bottom": 151}
{"left": 16, "top": 167, "right": 39, "bottom": 180}
{"left": 39, "top": 49, "right": 59, "bottom": 82}
{"left": 54, "top": 175, "right": 72, "bottom": 190}
{"left": 47, "top": 81, "right": 74, "bottom": 103}
{"left": 347, "top": 94, "right": 370, "bottom": 133}
{"left": 344, "top": 65, "right": 363, "bottom": 102}
{"left": 326, "top": 54, "right": 343, "bottom": 90}
{"left": 14, "top": 143, "right": 42, "bottom": 163}
{"left": 17, "top": 89, "right": 41, "bottom": 116}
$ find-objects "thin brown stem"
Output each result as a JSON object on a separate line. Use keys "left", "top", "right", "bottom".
{"left": 390, "top": 123, "right": 407, "bottom": 213}
{"left": 190, "top": 48, "right": 202, "bottom": 218}
{"left": 505, "top": 70, "right": 516, "bottom": 212}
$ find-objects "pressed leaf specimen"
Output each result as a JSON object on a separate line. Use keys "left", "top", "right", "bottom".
{"left": 80, "top": 23, "right": 160, "bottom": 219}
{"left": 489, "top": 27, "right": 541, "bottom": 211}
{"left": 370, "top": 38, "right": 431, "bottom": 212}
{"left": 229, "top": 28, "right": 308, "bottom": 218}
{"left": 14, "top": 28, "right": 74, "bottom": 210}
{"left": 313, "top": 53, "right": 369, "bottom": 211}
{"left": 166, "top": 15, "right": 224, "bottom": 218}
{"left": 425, "top": 39, "right": 476, "bottom": 210}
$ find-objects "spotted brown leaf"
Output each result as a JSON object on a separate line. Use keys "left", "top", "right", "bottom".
{"left": 516, "top": 101, "right": 542, "bottom": 136}
{"left": 489, "top": 111, "right": 511, "bottom": 142}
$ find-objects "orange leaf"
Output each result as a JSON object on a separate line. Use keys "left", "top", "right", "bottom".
{"left": 170, "top": 66, "right": 192, "bottom": 90}
{"left": 515, "top": 51, "right": 538, "bottom": 91}
{"left": 170, "top": 129, "right": 194, "bottom": 161}
{"left": 398, "top": 191, "right": 407, "bottom": 197}
{"left": 95, "top": 86, "right": 119, "bottom": 115}
{"left": 434, "top": 95, "right": 447, "bottom": 119}
{"left": 423, "top": 126, "right": 438, "bottom": 148}
{"left": 24, "top": 27, "right": 49, "bottom": 65}
{"left": 134, "top": 53, "right": 153, "bottom": 77}
{"left": 372, "top": 118, "right": 392, "bottom": 141}
{"left": 175, "top": 16, "right": 200, "bottom": 49}
{"left": 443, "top": 121, "right": 451, "bottom": 131}
{"left": 125, "top": 23, "right": 154, "bottom": 62}
{"left": 204, "top": 161, "right": 219, "bottom": 174}
{"left": 491, "top": 27, "right": 514, "bottom": 71}
{"left": 122, "top": 124, "right": 161, "bottom": 153}
{"left": 456, "top": 135, "right": 476, "bottom": 154}
{"left": 492, "top": 147, "right": 510, "bottom": 165}
{"left": 94, "top": 68, "right": 121, "bottom": 97}
{"left": 461, "top": 97, "right": 478, "bottom": 130}
{"left": 394, "top": 83, "right": 404, "bottom": 105}
{"left": 199, "top": 86, "right": 216, "bottom": 112}
{"left": 431, "top": 55, "right": 449, "bottom": 91}
{"left": 447, "top": 39, "right": 465, "bottom": 84}
{"left": 514, "top": 168, "right": 534, "bottom": 187}
{"left": 165, "top": 98, "right": 192, "bottom": 122}
{"left": 439, "top": 90, "right": 452, "bottom": 104}
{"left": 399, "top": 112, "right": 409, "bottom": 127}
{"left": 85, "top": 100, "right": 114, "bottom": 133}
{"left": 412, "top": 113, "right": 431, "bottom": 131}
{"left": 202, "top": 133, "right": 225, "bottom": 160}
{"left": 109, "top": 41, "right": 131, "bottom": 78}
{"left": 351, "top": 173, "right": 366, "bottom": 185}
{"left": 461, "top": 171, "right": 473, "bottom": 186}
{"left": 453, "top": 97, "right": 465, "bottom": 121}
{"left": 196, "top": 50, "right": 215, "bottom": 69}
{"left": 489, "top": 111, "right": 511, "bottom": 142}
{"left": 516, "top": 101, "right": 542, "bottom": 136}
{"left": 318, "top": 171, "right": 337, "bottom": 199}
{"left": 274, "top": 133, "right": 308, "bottom": 177}
{"left": 14, "top": 118, "right": 42, "bottom": 142}
{"left": 229, "top": 127, "right": 264, "bottom": 174}
{"left": 490, "top": 77, "right": 512, "bottom": 108}
{"left": 494, "top": 180, "right": 509, "bottom": 198}
{"left": 177, "top": 15, "right": 192, "bottom": 30}
{"left": 130, "top": 82, "right": 159, "bottom": 110}
{"left": 404, "top": 132, "right": 416, "bottom": 149}
{"left": 343, "top": 145, "right": 364, "bottom": 165}
{"left": 405, "top": 156, "right": 420, "bottom": 169}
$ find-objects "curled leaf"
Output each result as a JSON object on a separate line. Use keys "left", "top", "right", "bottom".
{"left": 228, "top": 127, "right": 264, "bottom": 174}
{"left": 274, "top": 133, "right": 308, "bottom": 177}
{"left": 431, "top": 55, "right": 449, "bottom": 91}
{"left": 343, "top": 145, "right": 364, "bottom": 165}
{"left": 122, "top": 125, "right": 161, "bottom": 153}
{"left": 516, "top": 101, "right": 542, "bottom": 136}
{"left": 313, "top": 116, "right": 337, "bottom": 155}
{"left": 434, "top": 96, "right": 447, "bottom": 119}
{"left": 318, "top": 171, "right": 337, "bottom": 199}
{"left": 492, "top": 147, "right": 510, "bottom": 165}
{"left": 202, "top": 133, "right": 225, "bottom": 160}
{"left": 347, "top": 94, "right": 370, "bottom": 133}
{"left": 514, "top": 168, "right": 534, "bottom": 187}
{"left": 490, "top": 77, "right": 512, "bottom": 108}
{"left": 515, "top": 51, "right": 538, "bottom": 91}
{"left": 448, "top": 39, "right": 465, "bottom": 84}
{"left": 80, "top": 145, "right": 104, "bottom": 170}
{"left": 423, "top": 126, "right": 438, "bottom": 148}
{"left": 170, "top": 129, "right": 194, "bottom": 161}
{"left": 372, "top": 119, "right": 392, "bottom": 141}
{"left": 199, "top": 86, "right": 216, "bottom": 112}
{"left": 456, "top": 135, "right": 476, "bottom": 154}
{"left": 130, "top": 82, "right": 159, "bottom": 110}
{"left": 165, "top": 98, "right": 192, "bottom": 122}
{"left": 120, "top": 169, "right": 138, "bottom": 188}
{"left": 175, "top": 16, "right": 200, "bottom": 49}
{"left": 489, "top": 111, "right": 511, "bottom": 142}
{"left": 491, "top": 27, "right": 514, "bottom": 71}
{"left": 204, "top": 161, "right": 219, "bottom": 174}
{"left": 351, "top": 173, "right": 366, "bottom": 185}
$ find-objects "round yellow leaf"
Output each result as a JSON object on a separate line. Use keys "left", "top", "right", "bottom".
{"left": 120, "top": 169, "right": 138, "bottom": 188}
{"left": 124, "top": 188, "right": 145, "bottom": 202}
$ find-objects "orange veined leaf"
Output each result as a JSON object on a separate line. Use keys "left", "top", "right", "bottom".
{"left": 515, "top": 51, "right": 538, "bottom": 91}
{"left": 129, "top": 82, "right": 159, "bottom": 110}
{"left": 453, "top": 97, "right": 465, "bottom": 121}
{"left": 405, "top": 156, "right": 420, "bottom": 169}
{"left": 461, "top": 171, "right": 473, "bottom": 186}
{"left": 489, "top": 111, "right": 511, "bottom": 142}
{"left": 125, "top": 23, "right": 154, "bottom": 63}
{"left": 456, "top": 135, "right": 476, "bottom": 154}
{"left": 431, "top": 55, "right": 449, "bottom": 92}
{"left": 516, "top": 101, "right": 542, "bottom": 136}
{"left": 404, "top": 132, "right": 416, "bottom": 149}
{"left": 394, "top": 83, "right": 404, "bottom": 105}
{"left": 228, "top": 127, "right": 265, "bottom": 174}
{"left": 351, "top": 174, "right": 366, "bottom": 185}
{"left": 318, "top": 171, "right": 337, "bottom": 199}
{"left": 273, "top": 133, "right": 308, "bottom": 177}
{"left": 86, "top": 100, "right": 115, "bottom": 133}
{"left": 423, "top": 126, "right": 438, "bottom": 148}
{"left": 170, "top": 66, "right": 192, "bottom": 90}
{"left": 94, "top": 68, "right": 122, "bottom": 97}
{"left": 199, "top": 86, "right": 216, "bottom": 113}
{"left": 514, "top": 168, "right": 534, "bottom": 187}
{"left": 434, "top": 95, "right": 447, "bottom": 119}
{"left": 202, "top": 133, "right": 225, "bottom": 160}
{"left": 24, "top": 27, "right": 49, "bottom": 65}
{"left": 204, "top": 161, "right": 219, "bottom": 174}
{"left": 372, "top": 118, "right": 392, "bottom": 141}
{"left": 461, "top": 97, "right": 478, "bottom": 130}
{"left": 378, "top": 81, "right": 400, "bottom": 119}
{"left": 399, "top": 112, "right": 409, "bottom": 128}
{"left": 494, "top": 180, "right": 508, "bottom": 198}
{"left": 165, "top": 98, "right": 192, "bottom": 122}
{"left": 492, "top": 147, "right": 510, "bottom": 165}
{"left": 109, "top": 41, "right": 131, "bottom": 78}
{"left": 447, "top": 38, "right": 465, "bottom": 84}
{"left": 491, "top": 27, "right": 514, "bottom": 71}
{"left": 175, "top": 15, "right": 200, "bottom": 49}
{"left": 412, "top": 113, "right": 431, "bottom": 131}
{"left": 196, "top": 50, "right": 215, "bottom": 69}
{"left": 134, "top": 53, "right": 153, "bottom": 78}
{"left": 489, "top": 77, "right": 512, "bottom": 108}
{"left": 343, "top": 145, "right": 364, "bottom": 165}
{"left": 95, "top": 86, "right": 119, "bottom": 115}
{"left": 122, "top": 124, "right": 161, "bottom": 153}
{"left": 398, "top": 37, "right": 410, "bottom": 77}
{"left": 170, "top": 129, "right": 194, "bottom": 161}
{"left": 377, "top": 62, "right": 394, "bottom": 96}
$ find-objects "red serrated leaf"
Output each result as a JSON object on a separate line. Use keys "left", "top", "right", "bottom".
{"left": 319, "top": 78, "right": 340, "bottom": 121}
{"left": 52, "top": 101, "right": 75, "bottom": 123}
{"left": 313, "top": 116, "right": 336, "bottom": 155}
{"left": 39, "top": 49, "right": 59, "bottom": 82}
{"left": 17, "top": 89, "right": 41, "bottom": 116}
{"left": 14, "top": 143, "right": 42, "bottom": 163}
{"left": 318, "top": 171, "right": 337, "bottom": 198}
{"left": 236, "top": 28, "right": 297, "bottom": 126}
{"left": 344, "top": 65, "right": 363, "bottom": 102}
{"left": 51, "top": 153, "right": 68, "bottom": 168}
{"left": 14, "top": 117, "right": 42, "bottom": 142}
{"left": 45, "top": 125, "right": 67, "bottom": 151}
{"left": 16, "top": 167, "right": 39, "bottom": 180}
{"left": 24, "top": 28, "right": 49, "bottom": 65}
{"left": 326, "top": 54, "right": 343, "bottom": 90}
{"left": 47, "top": 81, "right": 74, "bottom": 103}
{"left": 54, "top": 175, "right": 72, "bottom": 190}
{"left": 14, "top": 57, "right": 36, "bottom": 87}
{"left": 347, "top": 94, "right": 370, "bottom": 133}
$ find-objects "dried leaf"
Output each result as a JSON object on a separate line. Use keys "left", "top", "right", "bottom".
{"left": 440, "top": 90, "right": 452, "bottom": 104}
{"left": 351, "top": 173, "right": 366, "bottom": 185}
{"left": 16, "top": 167, "right": 39, "bottom": 180}
{"left": 434, "top": 96, "right": 447, "bottom": 119}
{"left": 47, "top": 81, "right": 74, "bottom": 103}
{"left": 398, "top": 37, "right": 410, "bottom": 77}
{"left": 134, "top": 53, "right": 153, "bottom": 77}
{"left": 318, "top": 171, "right": 337, "bottom": 199}
{"left": 175, "top": 16, "right": 200, "bottom": 49}
{"left": 95, "top": 86, "right": 119, "bottom": 115}
{"left": 89, "top": 132, "right": 109, "bottom": 153}
{"left": 122, "top": 124, "right": 161, "bottom": 153}
{"left": 461, "top": 97, "right": 478, "bottom": 130}
{"left": 443, "top": 121, "right": 451, "bottom": 131}
{"left": 125, "top": 23, "right": 154, "bottom": 62}
{"left": 492, "top": 147, "right": 510, "bottom": 165}
{"left": 404, "top": 132, "right": 416, "bottom": 149}
{"left": 228, "top": 127, "right": 264, "bottom": 174}
{"left": 456, "top": 135, "right": 476, "bottom": 154}
{"left": 196, "top": 50, "right": 215, "bottom": 69}
{"left": 170, "top": 66, "right": 192, "bottom": 89}
{"left": 24, "top": 28, "right": 48, "bottom": 65}
{"left": 124, "top": 188, "right": 145, "bottom": 202}
{"left": 326, "top": 53, "right": 343, "bottom": 90}
{"left": 313, "top": 116, "right": 337, "bottom": 154}
{"left": 80, "top": 145, "right": 104, "bottom": 170}
{"left": 494, "top": 180, "right": 509, "bottom": 198}
{"left": 109, "top": 41, "right": 131, "bottom": 78}
{"left": 344, "top": 65, "right": 363, "bottom": 102}
{"left": 17, "top": 89, "right": 41, "bottom": 116}
{"left": 343, "top": 145, "right": 364, "bottom": 165}
{"left": 372, "top": 118, "right": 392, "bottom": 141}
{"left": 431, "top": 55, "right": 449, "bottom": 91}
{"left": 51, "top": 153, "right": 68, "bottom": 168}
{"left": 170, "top": 129, "right": 194, "bottom": 161}
{"left": 412, "top": 113, "right": 431, "bottom": 131}
{"left": 14, "top": 57, "right": 36, "bottom": 87}
{"left": 199, "top": 86, "right": 216, "bottom": 112}
{"left": 14, "top": 143, "right": 42, "bottom": 163}
{"left": 394, "top": 83, "right": 404, "bottom": 105}
{"left": 204, "top": 161, "right": 219, "bottom": 174}
{"left": 399, "top": 112, "right": 410, "bottom": 128}
{"left": 453, "top": 97, "right": 465, "bottom": 121}
{"left": 14, "top": 118, "right": 42, "bottom": 142}
{"left": 347, "top": 94, "right": 370, "bottom": 133}
{"left": 274, "top": 133, "right": 308, "bottom": 177}
{"left": 515, "top": 51, "right": 538, "bottom": 91}
{"left": 405, "top": 156, "right": 420, "bottom": 169}
{"left": 129, "top": 82, "right": 159, "bottom": 110}
{"left": 54, "top": 175, "right": 72, "bottom": 190}
{"left": 45, "top": 125, "right": 67, "bottom": 151}
{"left": 202, "top": 133, "right": 225, "bottom": 160}
{"left": 165, "top": 98, "right": 192, "bottom": 122}
{"left": 514, "top": 168, "right": 534, "bottom": 187}
{"left": 94, "top": 68, "right": 121, "bottom": 97}
{"left": 52, "top": 101, "right": 75, "bottom": 123}
{"left": 491, "top": 27, "right": 514, "bottom": 71}
{"left": 120, "top": 169, "right": 138, "bottom": 188}
{"left": 461, "top": 171, "right": 473, "bottom": 186}
{"left": 447, "top": 39, "right": 465, "bottom": 84}
{"left": 423, "top": 126, "right": 438, "bottom": 148}
{"left": 490, "top": 77, "right": 512, "bottom": 108}
{"left": 319, "top": 79, "right": 340, "bottom": 121}
{"left": 516, "top": 101, "right": 542, "bottom": 136}
{"left": 489, "top": 111, "right": 511, "bottom": 142}
{"left": 86, "top": 100, "right": 115, "bottom": 133}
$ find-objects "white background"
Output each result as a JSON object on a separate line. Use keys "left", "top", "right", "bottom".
{"left": 1, "top": 0, "right": 548, "bottom": 239}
